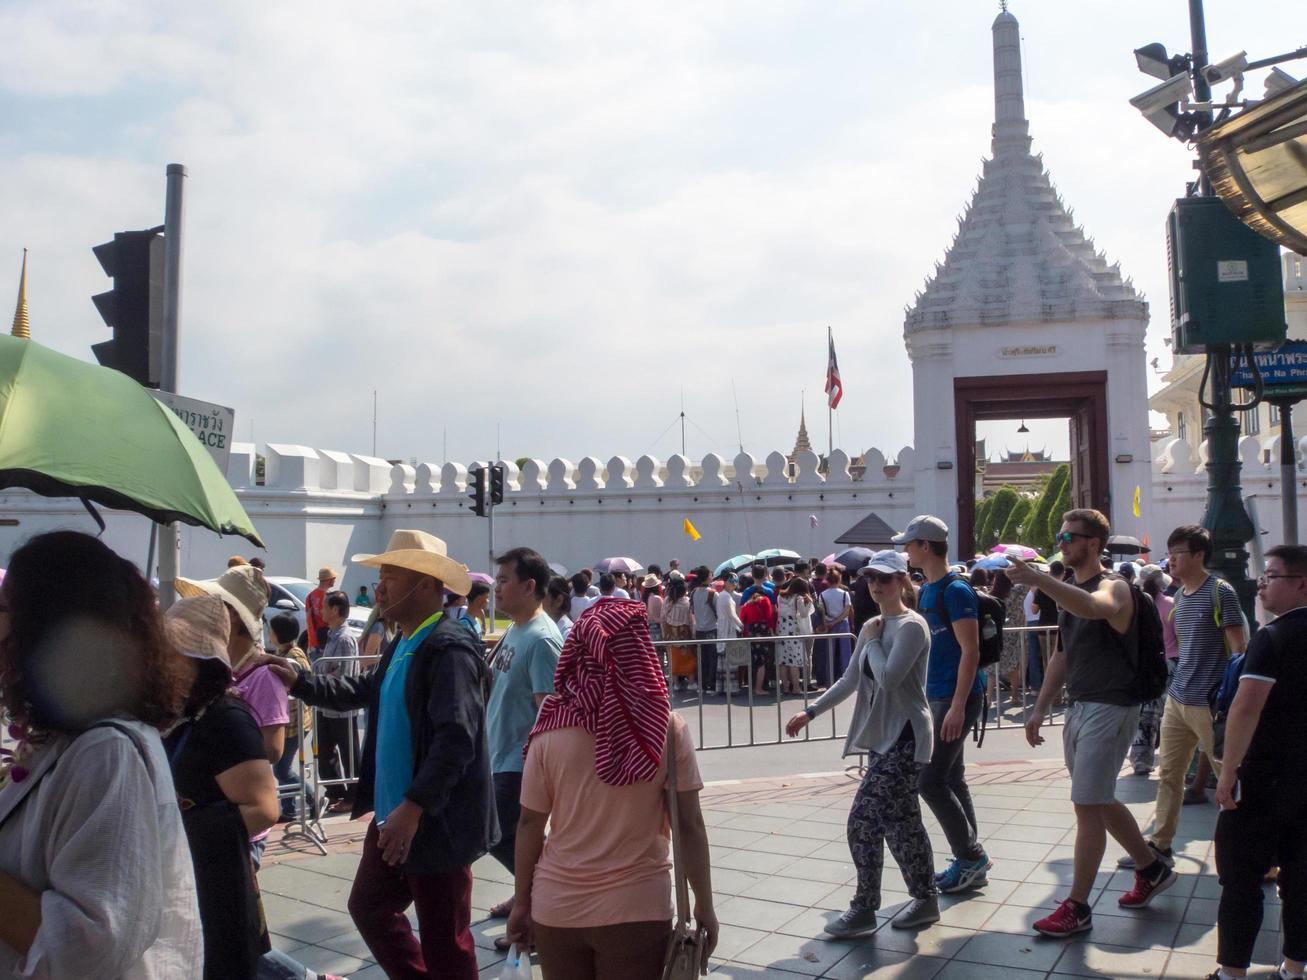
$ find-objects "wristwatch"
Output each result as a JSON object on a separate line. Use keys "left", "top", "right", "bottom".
{"left": 805, "top": 706, "right": 816, "bottom": 720}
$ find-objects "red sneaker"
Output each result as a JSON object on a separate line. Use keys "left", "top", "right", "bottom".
{"left": 1034, "top": 898, "right": 1093, "bottom": 937}
{"left": 1118, "top": 865, "right": 1177, "bottom": 909}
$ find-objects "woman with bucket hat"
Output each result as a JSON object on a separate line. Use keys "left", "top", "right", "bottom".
{"left": 257, "top": 529, "right": 496, "bottom": 980}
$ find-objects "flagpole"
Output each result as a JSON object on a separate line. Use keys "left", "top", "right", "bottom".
{"left": 827, "top": 326, "right": 833, "bottom": 461}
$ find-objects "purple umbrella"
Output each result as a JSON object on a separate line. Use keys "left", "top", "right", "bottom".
{"left": 468, "top": 572, "right": 494, "bottom": 586}
{"left": 594, "top": 556, "right": 643, "bottom": 575}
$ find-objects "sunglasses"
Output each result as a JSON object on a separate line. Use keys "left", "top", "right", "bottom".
{"left": 1056, "top": 531, "right": 1095, "bottom": 544}
{"left": 867, "top": 572, "right": 899, "bottom": 585}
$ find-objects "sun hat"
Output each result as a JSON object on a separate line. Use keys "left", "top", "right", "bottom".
{"left": 891, "top": 515, "right": 950, "bottom": 544}
{"left": 641, "top": 573, "right": 661, "bottom": 589}
{"left": 164, "top": 595, "right": 233, "bottom": 668}
{"left": 317, "top": 566, "right": 337, "bottom": 582}
{"left": 351, "top": 529, "right": 473, "bottom": 597}
{"left": 864, "top": 550, "right": 909, "bottom": 576}
{"left": 174, "top": 564, "right": 269, "bottom": 645}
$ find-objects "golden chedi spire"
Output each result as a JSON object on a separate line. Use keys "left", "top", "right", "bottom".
{"left": 12, "top": 249, "right": 30, "bottom": 339}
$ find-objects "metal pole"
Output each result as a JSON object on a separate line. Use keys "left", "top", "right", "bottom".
{"left": 158, "top": 163, "right": 186, "bottom": 610}
{"left": 487, "top": 494, "right": 496, "bottom": 628}
{"left": 1280, "top": 401, "right": 1299, "bottom": 545}
{"left": 372, "top": 389, "right": 377, "bottom": 457}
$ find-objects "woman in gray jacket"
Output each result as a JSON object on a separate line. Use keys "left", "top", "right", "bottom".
{"left": 785, "top": 549, "right": 938, "bottom": 937}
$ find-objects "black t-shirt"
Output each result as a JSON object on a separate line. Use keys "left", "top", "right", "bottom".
{"left": 164, "top": 696, "right": 268, "bottom": 809}
{"left": 1239, "top": 607, "right": 1307, "bottom": 783}
{"left": 1035, "top": 589, "right": 1058, "bottom": 626}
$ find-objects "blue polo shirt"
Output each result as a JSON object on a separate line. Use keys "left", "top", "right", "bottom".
{"left": 374, "top": 611, "right": 443, "bottom": 822}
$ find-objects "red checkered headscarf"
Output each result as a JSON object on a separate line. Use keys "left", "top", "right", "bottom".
{"left": 525, "top": 598, "right": 670, "bottom": 786}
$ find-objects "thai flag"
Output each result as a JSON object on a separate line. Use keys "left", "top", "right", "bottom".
{"left": 825, "top": 330, "right": 843, "bottom": 409}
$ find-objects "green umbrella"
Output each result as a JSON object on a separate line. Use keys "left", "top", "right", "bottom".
{"left": 0, "top": 335, "right": 263, "bottom": 547}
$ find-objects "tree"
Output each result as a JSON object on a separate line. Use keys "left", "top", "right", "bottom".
{"left": 1042, "top": 465, "right": 1073, "bottom": 548}
{"left": 1025, "top": 463, "right": 1069, "bottom": 555}
{"left": 977, "top": 485, "right": 1019, "bottom": 552}
{"left": 975, "top": 495, "right": 995, "bottom": 548}
{"left": 1000, "top": 496, "right": 1034, "bottom": 545}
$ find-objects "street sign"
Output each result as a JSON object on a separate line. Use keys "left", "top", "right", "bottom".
{"left": 152, "top": 390, "right": 236, "bottom": 473}
{"left": 1230, "top": 341, "right": 1307, "bottom": 399}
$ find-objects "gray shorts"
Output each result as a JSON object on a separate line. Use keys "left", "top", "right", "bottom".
{"left": 1062, "top": 701, "right": 1140, "bottom": 805}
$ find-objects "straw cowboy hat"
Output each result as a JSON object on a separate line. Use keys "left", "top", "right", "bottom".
{"left": 351, "top": 529, "right": 472, "bottom": 597}
{"left": 164, "top": 595, "right": 233, "bottom": 669}
{"left": 174, "top": 564, "right": 268, "bottom": 645}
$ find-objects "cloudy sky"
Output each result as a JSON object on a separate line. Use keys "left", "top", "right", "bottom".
{"left": 2, "top": 1, "right": 1298, "bottom": 469}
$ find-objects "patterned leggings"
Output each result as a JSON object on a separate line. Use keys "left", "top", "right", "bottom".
{"left": 846, "top": 739, "right": 937, "bottom": 912}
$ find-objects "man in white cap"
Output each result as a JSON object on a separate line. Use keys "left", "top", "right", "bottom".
{"left": 259, "top": 530, "right": 496, "bottom": 980}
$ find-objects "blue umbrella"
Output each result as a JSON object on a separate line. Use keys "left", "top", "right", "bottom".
{"left": 973, "top": 554, "right": 1012, "bottom": 571}
{"left": 756, "top": 548, "right": 801, "bottom": 567}
{"left": 713, "top": 554, "right": 755, "bottom": 578}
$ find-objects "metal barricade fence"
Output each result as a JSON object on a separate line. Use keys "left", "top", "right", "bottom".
{"left": 271, "top": 625, "right": 1069, "bottom": 832}
{"left": 651, "top": 623, "right": 1067, "bottom": 751}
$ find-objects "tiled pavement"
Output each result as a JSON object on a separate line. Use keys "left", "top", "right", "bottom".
{"left": 260, "top": 759, "right": 1285, "bottom": 978}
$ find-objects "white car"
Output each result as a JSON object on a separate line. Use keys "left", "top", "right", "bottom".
{"left": 263, "top": 576, "right": 371, "bottom": 645}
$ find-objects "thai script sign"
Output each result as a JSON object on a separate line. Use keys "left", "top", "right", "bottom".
{"left": 152, "top": 391, "right": 235, "bottom": 472}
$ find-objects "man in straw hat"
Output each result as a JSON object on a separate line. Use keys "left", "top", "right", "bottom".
{"left": 257, "top": 529, "right": 496, "bottom": 980}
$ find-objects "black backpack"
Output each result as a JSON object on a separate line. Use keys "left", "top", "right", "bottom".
{"left": 930, "top": 574, "right": 1004, "bottom": 669}
{"left": 1127, "top": 582, "right": 1169, "bottom": 703}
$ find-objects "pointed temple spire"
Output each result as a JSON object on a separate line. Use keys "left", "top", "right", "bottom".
{"left": 904, "top": 6, "right": 1147, "bottom": 333}
{"left": 11, "top": 249, "right": 30, "bottom": 339}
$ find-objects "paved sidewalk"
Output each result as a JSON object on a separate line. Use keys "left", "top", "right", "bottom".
{"left": 260, "top": 759, "right": 1284, "bottom": 978}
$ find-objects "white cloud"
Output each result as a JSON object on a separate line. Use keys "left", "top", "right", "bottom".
{"left": 1, "top": 0, "right": 1300, "bottom": 467}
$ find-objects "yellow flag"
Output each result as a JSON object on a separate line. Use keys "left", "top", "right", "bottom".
{"left": 683, "top": 517, "right": 701, "bottom": 541}
{"left": 1132, "top": 486, "right": 1141, "bottom": 518}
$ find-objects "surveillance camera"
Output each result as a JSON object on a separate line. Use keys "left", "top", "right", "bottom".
{"left": 1202, "top": 51, "right": 1247, "bottom": 85}
{"left": 1129, "top": 72, "right": 1194, "bottom": 135}
{"left": 1265, "top": 67, "right": 1300, "bottom": 98}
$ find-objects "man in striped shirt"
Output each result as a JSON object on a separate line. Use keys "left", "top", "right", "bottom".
{"left": 1126, "top": 525, "right": 1246, "bottom": 871}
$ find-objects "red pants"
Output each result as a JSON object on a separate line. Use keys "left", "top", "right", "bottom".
{"left": 347, "top": 820, "right": 476, "bottom": 979}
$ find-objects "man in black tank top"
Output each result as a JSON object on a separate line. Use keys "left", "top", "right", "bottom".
{"left": 1007, "top": 508, "right": 1177, "bottom": 938}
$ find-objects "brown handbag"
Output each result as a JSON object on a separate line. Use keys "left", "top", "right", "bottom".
{"left": 660, "top": 724, "right": 708, "bottom": 979}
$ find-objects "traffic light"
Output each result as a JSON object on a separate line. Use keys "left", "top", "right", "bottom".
{"left": 489, "top": 462, "right": 506, "bottom": 505}
{"left": 467, "top": 465, "right": 488, "bottom": 517}
{"left": 91, "top": 230, "right": 164, "bottom": 387}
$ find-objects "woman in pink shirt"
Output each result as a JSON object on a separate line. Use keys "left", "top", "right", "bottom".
{"left": 506, "top": 598, "right": 719, "bottom": 979}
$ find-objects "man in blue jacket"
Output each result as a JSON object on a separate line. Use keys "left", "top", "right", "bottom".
{"left": 261, "top": 530, "right": 497, "bottom": 980}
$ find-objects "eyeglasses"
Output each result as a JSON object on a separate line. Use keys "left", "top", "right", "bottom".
{"left": 1056, "top": 531, "right": 1094, "bottom": 544}
{"left": 867, "top": 572, "right": 898, "bottom": 585}
{"left": 1258, "top": 573, "right": 1306, "bottom": 587}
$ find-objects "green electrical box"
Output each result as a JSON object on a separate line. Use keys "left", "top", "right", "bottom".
{"left": 1167, "top": 196, "right": 1287, "bottom": 353}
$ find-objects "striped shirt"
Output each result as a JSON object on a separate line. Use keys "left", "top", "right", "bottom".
{"left": 1169, "top": 575, "right": 1241, "bottom": 706}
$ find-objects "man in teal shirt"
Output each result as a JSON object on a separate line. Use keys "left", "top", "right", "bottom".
{"left": 485, "top": 547, "right": 562, "bottom": 936}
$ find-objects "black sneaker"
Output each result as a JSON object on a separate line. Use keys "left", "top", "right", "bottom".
{"left": 890, "top": 897, "right": 940, "bottom": 929}
{"left": 1117, "top": 841, "right": 1174, "bottom": 870}
{"left": 824, "top": 907, "right": 878, "bottom": 938}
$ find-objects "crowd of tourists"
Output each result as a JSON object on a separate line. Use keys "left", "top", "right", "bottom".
{"left": 0, "top": 506, "right": 1301, "bottom": 980}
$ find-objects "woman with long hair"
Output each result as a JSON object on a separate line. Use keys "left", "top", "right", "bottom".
{"left": 0, "top": 530, "right": 201, "bottom": 977}
{"left": 786, "top": 550, "right": 939, "bottom": 936}
{"left": 505, "top": 598, "right": 719, "bottom": 978}
{"left": 662, "top": 576, "right": 696, "bottom": 691}
{"left": 776, "top": 577, "right": 815, "bottom": 695}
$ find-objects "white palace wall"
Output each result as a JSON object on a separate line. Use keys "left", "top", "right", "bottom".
{"left": 1, "top": 436, "right": 1305, "bottom": 591}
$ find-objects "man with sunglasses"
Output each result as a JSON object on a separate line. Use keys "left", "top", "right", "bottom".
{"left": 893, "top": 515, "right": 992, "bottom": 896}
{"left": 1008, "top": 509, "right": 1175, "bottom": 938}
{"left": 1207, "top": 545, "right": 1307, "bottom": 980}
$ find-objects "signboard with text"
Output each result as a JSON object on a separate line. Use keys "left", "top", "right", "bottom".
{"left": 152, "top": 390, "right": 236, "bottom": 473}
{"left": 1230, "top": 341, "right": 1307, "bottom": 402}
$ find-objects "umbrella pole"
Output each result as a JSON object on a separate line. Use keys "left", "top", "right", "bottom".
{"left": 146, "top": 523, "right": 157, "bottom": 581}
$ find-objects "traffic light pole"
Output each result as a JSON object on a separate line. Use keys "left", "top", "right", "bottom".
{"left": 158, "top": 164, "right": 187, "bottom": 609}
{"left": 487, "top": 498, "right": 496, "bottom": 628}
